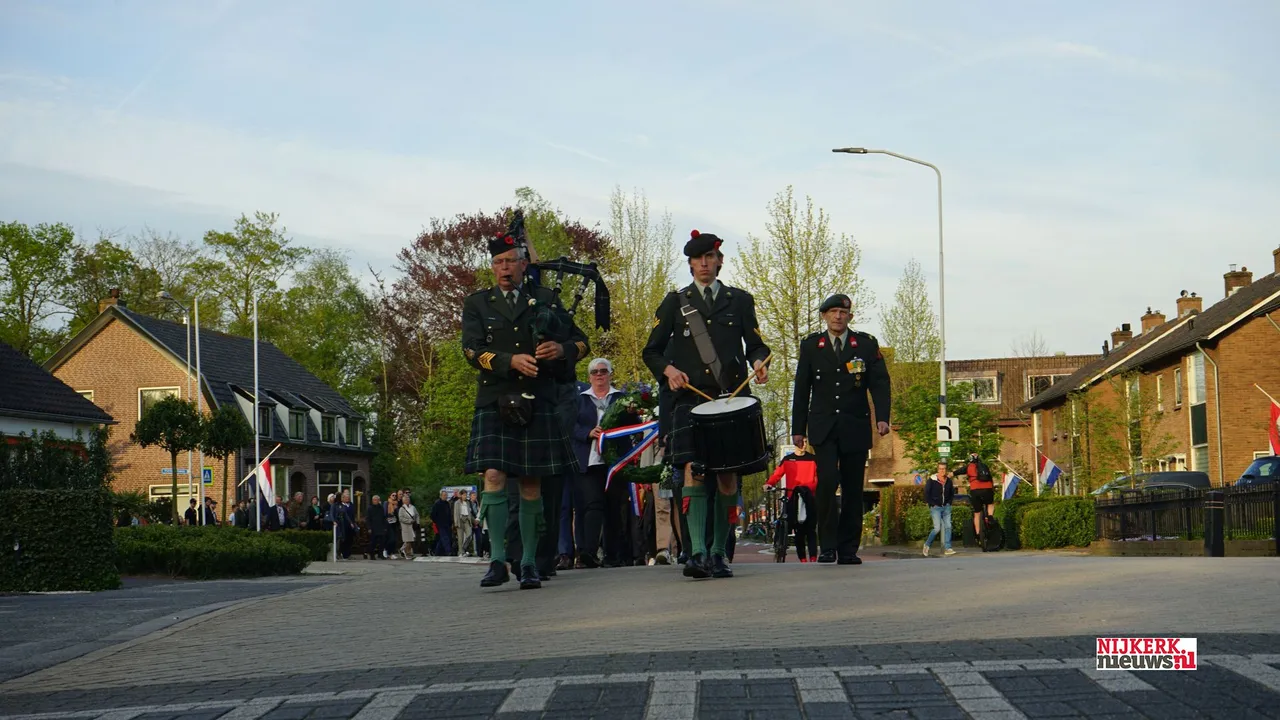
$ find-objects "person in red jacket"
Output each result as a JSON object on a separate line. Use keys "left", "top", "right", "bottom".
{"left": 764, "top": 445, "right": 819, "bottom": 561}
{"left": 966, "top": 455, "right": 996, "bottom": 537}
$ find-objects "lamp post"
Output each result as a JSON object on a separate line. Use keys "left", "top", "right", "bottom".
{"left": 832, "top": 147, "right": 948, "bottom": 424}
{"left": 193, "top": 291, "right": 210, "bottom": 523}
{"left": 157, "top": 291, "right": 194, "bottom": 512}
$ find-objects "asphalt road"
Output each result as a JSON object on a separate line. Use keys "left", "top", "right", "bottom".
{"left": 0, "top": 553, "right": 1277, "bottom": 719}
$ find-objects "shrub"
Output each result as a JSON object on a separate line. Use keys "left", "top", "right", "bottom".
{"left": 1020, "top": 498, "right": 1095, "bottom": 548}
{"left": 878, "top": 486, "right": 924, "bottom": 544}
{"left": 995, "top": 495, "right": 1067, "bottom": 550}
{"left": 114, "top": 525, "right": 311, "bottom": 579}
{"left": 1, "top": 488, "right": 121, "bottom": 592}
{"left": 275, "top": 529, "right": 333, "bottom": 561}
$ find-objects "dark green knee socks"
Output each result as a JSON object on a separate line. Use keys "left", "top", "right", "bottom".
{"left": 519, "top": 497, "right": 542, "bottom": 568}
{"left": 684, "top": 485, "right": 708, "bottom": 557}
{"left": 480, "top": 491, "right": 508, "bottom": 563}
{"left": 711, "top": 491, "right": 736, "bottom": 557}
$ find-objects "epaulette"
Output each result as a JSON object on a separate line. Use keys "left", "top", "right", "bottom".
{"left": 468, "top": 287, "right": 491, "bottom": 298}
{"left": 806, "top": 331, "right": 825, "bottom": 342}
{"left": 853, "top": 330, "right": 878, "bottom": 343}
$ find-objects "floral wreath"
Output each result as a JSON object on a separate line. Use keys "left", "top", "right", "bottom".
{"left": 597, "top": 382, "right": 666, "bottom": 486}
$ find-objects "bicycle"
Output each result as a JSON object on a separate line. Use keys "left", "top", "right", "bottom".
{"left": 765, "top": 486, "right": 788, "bottom": 562}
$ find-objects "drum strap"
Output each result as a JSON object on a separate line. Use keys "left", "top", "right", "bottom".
{"left": 679, "top": 294, "right": 726, "bottom": 393}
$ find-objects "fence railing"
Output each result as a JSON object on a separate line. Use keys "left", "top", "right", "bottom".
{"left": 1095, "top": 484, "right": 1279, "bottom": 552}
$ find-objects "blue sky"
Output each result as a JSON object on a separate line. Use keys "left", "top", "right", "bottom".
{"left": 2, "top": 0, "right": 1278, "bottom": 359}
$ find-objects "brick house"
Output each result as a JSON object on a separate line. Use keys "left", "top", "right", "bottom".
{"left": 1025, "top": 247, "right": 1280, "bottom": 490}
{"left": 866, "top": 353, "right": 1099, "bottom": 485}
{"left": 1, "top": 339, "right": 114, "bottom": 442}
{"left": 44, "top": 297, "right": 374, "bottom": 512}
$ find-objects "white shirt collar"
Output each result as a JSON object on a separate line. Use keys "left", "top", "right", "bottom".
{"left": 692, "top": 279, "right": 720, "bottom": 297}
{"left": 582, "top": 385, "right": 620, "bottom": 396}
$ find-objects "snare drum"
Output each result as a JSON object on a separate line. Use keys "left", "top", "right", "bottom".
{"left": 689, "top": 395, "right": 769, "bottom": 475}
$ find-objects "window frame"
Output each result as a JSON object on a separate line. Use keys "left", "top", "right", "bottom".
{"left": 258, "top": 406, "right": 272, "bottom": 437}
{"left": 1174, "top": 368, "right": 1183, "bottom": 407}
{"left": 77, "top": 390, "right": 94, "bottom": 402}
{"left": 345, "top": 418, "right": 360, "bottom": 446}
{"left": 138, "top": 386, "right": 181, "bottom": 420}
{"left": 321, "top": 415, "right": 337, "bottom": 444}
{"left": 288, "top": 410, "right": 305, "bottom": 440}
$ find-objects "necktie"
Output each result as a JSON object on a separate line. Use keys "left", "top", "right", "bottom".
{"left": 704, "top": 286, "right": 714, "bottom": 307}
{"left": 833, "top": 335, "right": 842, "bottom": 354}
{"left": 505, "top": 290, "right": 516, "bottom": 312}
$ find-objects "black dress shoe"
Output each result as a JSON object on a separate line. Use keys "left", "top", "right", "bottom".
{"left": 711, "top": 555, "right": 734, "bottom": 578}
{"left": 837, "top": 555, "right": 863, "bottom": 565}
{"left": 519, "top": 564, "right": 542, "bottom": 589}
{"left": 817, "top": 550, "right": 836, "bottom": 564}
{"left": 682, "top": 553, "right": 711, "bottom": 579}
{"left": 576, "top": 552, "right": 600, "bottom": 569}
{"left": 480, "top": 561, "right": 511, "bottom": 588}
{"left": 556, "top": 554, "right": 574, "bottom": 571}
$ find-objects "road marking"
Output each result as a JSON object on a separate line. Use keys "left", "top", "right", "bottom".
{"left": 7, "top": 655, "right": 1280, "bottom": 720}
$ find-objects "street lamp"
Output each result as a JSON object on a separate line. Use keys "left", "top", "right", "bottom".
{"left": 157, "top": 291, "right": 194, "bottom": 513}
{"left": 832, "top": 147, "right": 949, "bottom": 425}
{"left": 193, "top": 290, "right": 211, "bottom": 523}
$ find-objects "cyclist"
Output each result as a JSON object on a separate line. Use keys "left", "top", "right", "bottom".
{"left": 966, "top": 454, "right": 996, "bottom": 544}
{"left": 764, "top": 443, "right": 819, "bottom": 562}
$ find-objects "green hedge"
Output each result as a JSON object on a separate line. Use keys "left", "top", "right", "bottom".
{"left": 904, "top": 503, "right": 967, "bottom": 541}
{"left": 994, "top": 495, "right": 1095, "bottom": 550}
{"left": 1, "top": 489, "right": 121, "bottom": 592}
{"left": 879, "top": 486, "right": 925, "bottom": 544}
{"left": 1020, "top": 498, "right": 1095, "bottom": 549}
{"left": 275, "top": 529, "right": 333, "bottom": 561}
{"left": 114, "top": 525, "right": 311, "bottom": 579}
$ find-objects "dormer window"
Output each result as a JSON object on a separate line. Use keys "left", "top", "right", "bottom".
{"left": 289, "top": 411, "right": 305, "bottom": 440}
{"left": 345, "top": 418, "right": 360, "bottom": 445}
{"left": 321, "top": 415, "right": 336, "bottom": 444}
{"left": 258, "top": 406, "right": 272, "bottom": 436}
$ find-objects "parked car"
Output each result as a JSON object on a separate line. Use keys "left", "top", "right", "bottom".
{"left": 1091, "top": 471, "right": 1211, "bottom": 496}
{"left": 1233, "top": 456, "right": 1279, "bottom": 487}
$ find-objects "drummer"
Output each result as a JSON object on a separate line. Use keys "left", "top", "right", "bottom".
{"left": 642, "top": 229, "right": 770, "bottom": 580}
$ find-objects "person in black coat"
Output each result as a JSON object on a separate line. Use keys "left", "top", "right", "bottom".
{"left": 791, "top": 294, "right": 891, "bottom": 565}
{"left": 365, "top": 495, "right": 388, "bottom": 560}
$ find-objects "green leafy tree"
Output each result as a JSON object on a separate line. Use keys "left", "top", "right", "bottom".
{"left": 62, "top": 233, "right": 168, "bottom": 335}
{"left": 600, "top": 185, "right": 676, "bottom": 383}
{"left": 417, "top": 337, "right": 478, "bottom": 475}
{"left": 201, "top": 404, "right": 254, "bottom": 521}
{"left": 1064, "top": 371, "right": 1177, "bottom": 492}
{"left": 894, "top": 381, "right": 1001, "bottom": 472}
{"left": 0, "top": 221, "right": 76, "bottom": 359}
{"left": 266, "top": 248, "right": 378, "bottom": 409}
{"left": 880, "top": 258, "right": 941, "bottom": 400}
{"left": 194, "top": 212, "right": 309, "bottom": 336}
{"left": 131, "top": 396, "right": 205, "bottom": 524}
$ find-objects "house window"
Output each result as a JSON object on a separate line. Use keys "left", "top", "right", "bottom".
{"left": 1192, "top": 446, "right": 1209, "bottom": 472}
{"left": 1026, "top": 373, "right": 1070, "bottom": 401}
{"left": 258, "top": 406, "right": 272, "bottom": 437}
{"left": 321, "top": 416, "right": 336, "bottom": 444}
{"left": 1158, "top": 454, "right": 1187, "bottom": 472}
{"left": 345, "top": 418, "right": 360, "bottom": 445}
{"left": 1174, "top": 368, "right": 1183, "bottom": 407}
{"left": 317, "top": 469, "right": 348, "bottom": 504}
{"left": 1156, "top": 376, "right": 1163, "bottom": 413}
{"left": 289, "top": 411, "right": 305, "bottom": 440}
{"left": 78, "top": 390, "right": 94, "bottom": 401}
{"left": 139, "top": 386, "right": 180, "bottom": 419}
{"left": 970, "top": 377, "right": 999, "bottom": 404}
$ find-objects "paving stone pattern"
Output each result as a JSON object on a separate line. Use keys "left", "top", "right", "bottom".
{"left": 4, "top": 652, "right": 1280, "bottom": 720}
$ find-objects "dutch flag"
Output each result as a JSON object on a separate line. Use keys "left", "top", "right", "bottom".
{"left": 1002, "top": 472, "right": 1022, "bottom": 500}
{"left": 1038, "top": 455, "right": 1061, "bottom": 489}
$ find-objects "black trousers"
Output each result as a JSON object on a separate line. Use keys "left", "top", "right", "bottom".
{"left": 537, "top": 472, "right": 567, "bottom": 572}
{"left": 604, "top": 479, "right": 634, "bottom": 565}
{"left": 574, "top": 465, "right": 607, "bottom": 559}
{"left": 792, "top": 520, "right": 817, "bottom": 560}
{"left": 815, "top": 436, "right": 869, "bottom": 558}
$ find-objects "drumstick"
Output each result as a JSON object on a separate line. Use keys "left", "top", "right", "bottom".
{"left": 686, "top": 384, "right": 716, "bottom": 402}
{"left": 728, "top": 352, "right": 772, "bottom": 400}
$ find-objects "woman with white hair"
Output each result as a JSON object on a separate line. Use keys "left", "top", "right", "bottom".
{"left": 569, "top": 357, "right": 622, "bottom": 568}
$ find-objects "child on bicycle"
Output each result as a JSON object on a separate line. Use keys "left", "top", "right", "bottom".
{"left": 764, "top": 443, "right": 819, "bottom": 562}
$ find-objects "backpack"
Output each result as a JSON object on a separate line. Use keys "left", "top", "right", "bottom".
{"left": 968, "top": 458, "right": 993, "bottom": 482}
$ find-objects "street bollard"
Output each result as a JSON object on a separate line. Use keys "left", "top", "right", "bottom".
{"left": 1203, "top": 490, "right": 1224, "bottom": 558}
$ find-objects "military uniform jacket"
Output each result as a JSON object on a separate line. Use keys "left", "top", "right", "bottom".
{"left": 642, "top": 282, "right": 770, "bottom": 399}
{"left": 462, "top": 284, "right": 589, "bottom": 408}
{"left": 791, "top": 329, "right": 890, "bottom": 449}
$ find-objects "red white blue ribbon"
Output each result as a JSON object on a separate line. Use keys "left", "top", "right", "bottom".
{"left": 630, "top": 483, "right": 642, "bottom": 517}
{"left": 597, "top": 420, "right": 660, "bottom": 490}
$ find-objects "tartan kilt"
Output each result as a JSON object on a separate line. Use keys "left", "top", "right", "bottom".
{"left": 465, "top": 402, "right": 575, "bottom": 477}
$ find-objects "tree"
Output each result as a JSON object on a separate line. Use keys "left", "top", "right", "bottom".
{"left": 601, "top": 186, "right": 676, "bottom": 383}
{"left": 62, "top": 232, "right": 166, "bottom": 335}
{"left": 267, "top": 249, "right": 378, "bottom": 410}
{"left": 894, "top": 381, "right": 1002, "bottom": 471}
{"left": 880, "top": 258, "right": 941, "bottom": 399}
{"left": 201, "top": 403, "right": 254, "bottom": 521}
{"left": 1011, "top": 330, "right": 1050, "bottom": 359}
{"left": 132, "top": 395, "right": 205, "bottom": 524}
{"left": 194, "top": 212, "right": 309, "bottom": 336}
{"left": 130, "top": 227, "right": 205, "bottom": 324}
{"left": 735, "top": 185, "right": 873, "bottom": 448}
{"left": 1064, "top": 371, "right": 1178, "bottom": 492}
{"left": 0, "top": 221, "right": 76, "bottom": 359}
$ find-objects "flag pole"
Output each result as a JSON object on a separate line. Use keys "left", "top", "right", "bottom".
{"left": 235, "top": 444, "right": 282, "bottom": 488}
{"left": 1255, "top": 384, "right": 1280, "bottom": 407}
{"left": 254, "top": 292, "right": 261, "bottom": 533}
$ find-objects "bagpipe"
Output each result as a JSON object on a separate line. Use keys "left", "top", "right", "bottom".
{"left": 507, "top": 209, "right": 611, "bottom": 335}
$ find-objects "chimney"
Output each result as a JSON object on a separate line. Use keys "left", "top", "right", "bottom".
{"left": 1176, "top": 290, "right": 1202, "bottom": 318}
{"left": 1224, "top": 264, "right": 1252, "bottom": 297}
{"left": 1273, "top": 247, "right": 1279, "bottom": 275}
{"left": 1140, "top": 307, "right": 1165, "bottom": 333}
{"left": 97, "top": 288, "right": 127, "bottom": 313}
{"left": 1110, "top": 323, "right": 1133, "bottom": 349}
